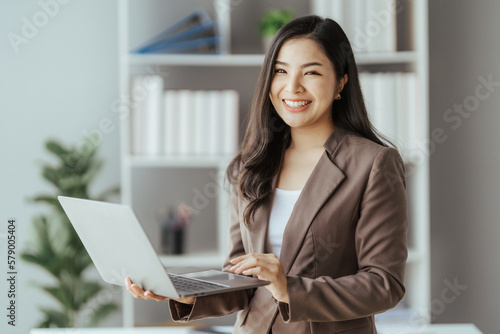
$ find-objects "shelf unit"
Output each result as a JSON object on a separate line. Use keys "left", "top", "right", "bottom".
{"left": 118, "top": 0, "right": 429, "bottom": 327}
{"left": 310, "top": 0, "right": 431, "bottom": 324}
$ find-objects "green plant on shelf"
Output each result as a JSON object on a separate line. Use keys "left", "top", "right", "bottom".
{"left": 259, "top": 7, "right": 294, "bottom": 37}
{"left": 259, "top": 8, "right": 294, "bottom": 52}
{"left": 21, "top": 137, "right": 120, "bottom": 328}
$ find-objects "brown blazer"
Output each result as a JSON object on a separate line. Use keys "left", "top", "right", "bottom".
{"left": 169, "top": 128, "right": 408, "bottom": 334}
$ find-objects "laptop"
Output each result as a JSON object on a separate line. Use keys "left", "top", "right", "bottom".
{"left": 57, "top": 196, "right": 269, "bottom": 299}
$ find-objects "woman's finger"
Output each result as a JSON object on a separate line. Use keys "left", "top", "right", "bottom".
{"left": 231, "top": 253, "right": 264, "bottom": 272}
{"left": 125, "top": 278, "right": 174, "bottom": 302}
{"left": 231, "top": 254, "right": 274, "bottom": 275}
{"left": 144, "top": 290, "right": 167, "bottom": 302}
{"left": 130, "top": 283, "right": 146, "bottom": 298}
{"left": 125, "top": 278, "right": 140, "bottom": 298}
{"left": 230, "top": 253, "right": 252, "bottom": 264}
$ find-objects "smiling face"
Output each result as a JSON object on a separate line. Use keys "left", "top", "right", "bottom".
{"left": 269, "top": 37, "right": 343, "bottom": 133}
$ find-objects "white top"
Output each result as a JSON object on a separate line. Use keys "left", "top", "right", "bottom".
{"left": 268, "top": 188, "right": 302, "bottom": 258}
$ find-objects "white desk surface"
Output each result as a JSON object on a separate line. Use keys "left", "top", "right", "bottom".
{"left": 29, "top": 323, "right": 482, "bottom": 334}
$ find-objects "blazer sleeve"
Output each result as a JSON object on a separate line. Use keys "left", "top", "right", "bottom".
{"left": 169, "top": 182, "right": 255, "bottom": 321}
{"left": 278, "top": 147, "right": 408, "bottom": 322}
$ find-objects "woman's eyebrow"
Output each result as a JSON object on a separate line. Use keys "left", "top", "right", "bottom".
{"left": 274, "top": 60, "right": 323, "bottom": 68}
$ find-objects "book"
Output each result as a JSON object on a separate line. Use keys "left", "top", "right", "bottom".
{"left": 206, "top": 90, "right": 220, "bottom": 155}
{"left": 193, "top": 90, "right": 208, "bottom": 155}
{"left": 131, "top": 75, "right": 163, "bottom": 155}
{"left": 406, "top": 73, "right": 420, "bottom": 153}
{"left": 222, "top": 90, "right": 239, "bottom": 154}
{"left": 131, "top": 76, "right": 144, "bottom": 155}
{"left": 396, "top": 72, "right": 410, "bottom": 154}
{"left": 330, "top": 0, "right": 344, "bottom": 27}
{"left": 139, "top": 36, "right": 219, "bottom": 54}
{"left": 312, "top": 0, "right": 331, "bottom": 19}
{"left": 159, "top": 90, "right": 240, "bottom": 156}
{"left": 177, "top": 90, "right": 194, "bottom": 155}
{"left": 344, "top": 0, "right": 367, "bottom": 53}
{"left": 163, "top": 90, "right": 179, "bottom": 155}
{"left": 366, "top": 0, "right": 397, "bottom": 53}
{"left": 135, "top": 22, "right": 217, "bottom": 54}
{"left": 132, "top": 8, "right": 219, "bottom": 54}
{"left": 312, "top": 0, "right": 398, "bottom": 53}
{"left": 132, "top": 8, "right": 212, "bottom": 53}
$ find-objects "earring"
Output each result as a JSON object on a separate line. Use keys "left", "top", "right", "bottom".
{"left": 335, "top": 93, "right": 341, "bottom": 100}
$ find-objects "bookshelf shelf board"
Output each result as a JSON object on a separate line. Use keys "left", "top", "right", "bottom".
{"left": 355, "top": 51, "right": 418, "bottom": 64}
{"left": 127, "top": 155, "right": 234, "bottom": 168}
{"left": 127, "top": 51, "right": 417, "bottom": 67}
{"left": 128, "top": 54, "right": 265, "bottom": 67}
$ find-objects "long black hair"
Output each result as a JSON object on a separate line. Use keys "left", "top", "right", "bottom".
{"left": 227, "top": 15, "right": 389, "bottom": 228}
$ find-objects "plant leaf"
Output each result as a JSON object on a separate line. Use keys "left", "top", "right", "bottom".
{"left": 26, "top": 136, "right": 118, "bottom": 328}
{"left": 39, "top": 307, "right": 71, "bottom": 328}
{"left": 81, "top": 159, "right": 103, "bottom": 186}
{"left": 21, "top": 216, "right": 61, "bottom": 277}
{"left": 32, "top": 195, "right": 59, "bottom": 207}
{"left": 37, "top": 319, "right": 51, "bottom": 328}
{"left": 41, "top": 285, "right": 73, "bottom": 311}
{"left": 74, "top": 282, "right": 102, "bottom": 310}
{"left": 42, "top": 166, "right": 64, "bottom": 189}
{"left": 85, "top": 302, "right": 119, "bottom": 327}
{"left": 45, "top": 140, "right": 69, "bottom": 158}
{"left": 70, "top": 249, "right": 93, "bottom": 277}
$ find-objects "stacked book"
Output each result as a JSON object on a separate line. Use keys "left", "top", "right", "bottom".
{"left": 359, "top": 72, "right": 422, "bottom": 155}
{"left": 312, "top": 0, "right": 398, "bottom": 53}
{"left": 131, "top": 75, "right": 239, "bottom": 156}
{"left": 132, "top": 8, "right": 220, "bottom": 54}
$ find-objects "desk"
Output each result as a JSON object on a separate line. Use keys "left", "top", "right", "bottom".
{"left": 29, "top": 324, "right": 483, "bottom": 334}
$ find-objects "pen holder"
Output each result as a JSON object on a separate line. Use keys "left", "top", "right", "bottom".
{"left": 157, "top": 202, "right": 192, "bottom": 255}
{"left": 161, "top": 227, "right": 185, "bottom": 255}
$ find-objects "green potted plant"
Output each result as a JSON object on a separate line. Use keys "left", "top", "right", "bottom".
{"left": 21, "top": 137, "right": 120, "bottom": 328}
{"left": 259, "top": 8, "right": 294, "bottom": 52}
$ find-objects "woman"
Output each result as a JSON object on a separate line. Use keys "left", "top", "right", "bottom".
{"left": 126, "top": 15, "right": 408, "bottom": 334}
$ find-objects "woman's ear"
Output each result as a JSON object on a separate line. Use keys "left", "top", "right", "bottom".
{"left": 338, "top": 74, "right": 348, "bottom": 94}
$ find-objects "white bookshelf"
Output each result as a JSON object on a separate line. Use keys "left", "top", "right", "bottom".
{"left": 310, "top": 0, "right": 431, "bottom": 325}
{"left": 118, "top": 0, "right": 429, "bottom": 327}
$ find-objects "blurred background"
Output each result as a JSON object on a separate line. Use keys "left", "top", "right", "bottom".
{"left": 1, "top": 0, "right": 499, "bottom": 333}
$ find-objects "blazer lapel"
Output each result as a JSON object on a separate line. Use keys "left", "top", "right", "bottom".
{"left": 279, "top": 128, "right": 347, "bottom": 275}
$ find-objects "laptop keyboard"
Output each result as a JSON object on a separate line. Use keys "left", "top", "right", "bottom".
{"left": 168, "top": 274, "right": 229, "bottom": 295}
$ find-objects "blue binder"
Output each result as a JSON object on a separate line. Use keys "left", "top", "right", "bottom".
{"left": 132, "top": 8, "right": 219, "bottom": 54}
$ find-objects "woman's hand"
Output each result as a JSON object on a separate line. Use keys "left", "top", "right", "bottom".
{"left": 124, "top": 278, "right": 195, "bottom": 305}
{"left": 230, "top": 253, "right": 289, "bottom": 304}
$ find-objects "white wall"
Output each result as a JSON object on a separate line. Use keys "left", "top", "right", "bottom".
{"left": 0, "top": 1, "right": 121, "bottom": 332}
{"left": 429, "top": 1, "right": 500, "bottom": 333}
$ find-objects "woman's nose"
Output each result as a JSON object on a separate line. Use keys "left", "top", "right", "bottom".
{"left": 285, "top": 74, "right": 304, "bottom": 93}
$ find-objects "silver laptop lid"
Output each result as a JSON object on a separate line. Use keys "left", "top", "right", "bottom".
{"left": 58, "top": 196, "right": 179, "bottom": 298}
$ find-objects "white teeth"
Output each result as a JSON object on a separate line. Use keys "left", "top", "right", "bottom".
{"left": 284, "top": 100, "right": 310, "bottom": 108}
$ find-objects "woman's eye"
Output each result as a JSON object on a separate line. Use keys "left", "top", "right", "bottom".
{"left": 306, "top": 71, "right": 320, "bottom": 75}
{"left": 274, "top": 69, "right": 286, "bottom": 74}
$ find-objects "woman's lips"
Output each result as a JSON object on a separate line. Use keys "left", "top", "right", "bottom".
{"left": 282, "top": 99, "right": 312, "bottom": 112}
